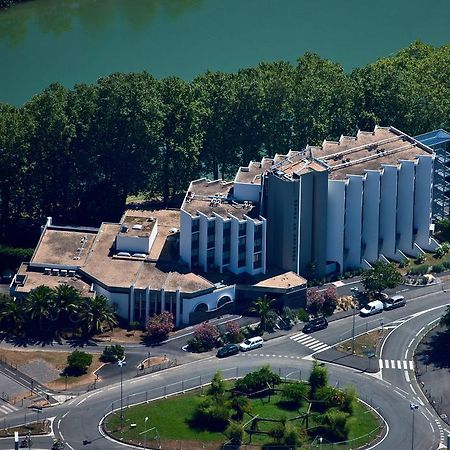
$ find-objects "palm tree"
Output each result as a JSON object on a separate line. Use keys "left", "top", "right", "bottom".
{"left": 26, "top": 285, "right": 55, "bottom": 334}
{"left": 0, "top": 296, "right": 25, "bottom": 333}
{"left": 78, "top": 295, "right": 117, "bottom": 336}
{"left": 249, "top": 295, "right": 277, "bottom": 331}
{"left": 54, "top": 284, "right": 82, "bottom": 325}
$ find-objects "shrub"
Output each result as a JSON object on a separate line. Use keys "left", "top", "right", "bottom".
{"left": 280, "top": 306, "right": 296, "bottom": 328}
{"left": 342, "top": 386, "right": 356, "bottom": 414}
{"left": 306, "top": 288, "right": 324, "bottom": 317}
{"left": 146, "top": 311, "right": 174, "bottom": 342}
{"left": 65, "top": 350, "right": 93, "bottom": 376}
{"left": 265, "top": 309, "right": 279, "bottom": 331}
{"left": 208, "top": 371, "right": 225, "bottom": 398}
{"left": 100, "top": 344, "right": 124, "bottom": 363}
{"left": 128, "top": 321, "right": 142, "bottom": 331}
{"left": 432, "top": 264, "right": 444, "bottom": 273}
{"left": 224, "top": 320, "right": 242, "bottom": 343}
{"left": 235, "top": 365, "right": 281, "bottom": 394}
{"left": 314, "top": 385, "right": 345, "bottom": 413}
{"left": 416, "top": 253, "right": 426, "bottom": 264}
{"left": 309, "top": 361, "right": 328, "bottom": 398}
{"left": 226, "top": 422, "right": 244, "bottom": 445}
{"left": 322, "top": 287, "right": 338, "bottom": 316}
{"left": 284, "top": 422, "right": 306, "bottom": 446}
{"left": 268, "top": 422, "right": 285, "bottom": 443}
{"left": 297, "top": 308, "right": 310, "bottom": 322}
{"left": 188, "top": 322, "right": 220, "bottom": 352}
{"left": 231, "top": 395, "right": 252, "bottom": 421}
{"left": 281, "top": 382, "right": 309, "bottom": 407}
{"left": 323, "top": 409, "right": 350, "bottom": 441}
{"left": 192, "top": 396, "right": 230, "bottom": 431}
{"left": 408, "top": 264, "right": 429, "bottom": 275}
{"left": 444, "top": 260, "right": 450, "bottom": 269}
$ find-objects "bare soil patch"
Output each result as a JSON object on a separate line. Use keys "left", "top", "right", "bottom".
{"left": 94, "top": 327, "right": 145, "bottom": 344}
{"left": 336, "top": 329, "right": 390, "bottom": 357}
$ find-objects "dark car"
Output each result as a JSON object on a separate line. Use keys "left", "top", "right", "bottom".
{"left": 302, "top": 317, "right": 328, "bottom": 333}
{"left": 216, "top": 343, "right": 239, "bottom": 358}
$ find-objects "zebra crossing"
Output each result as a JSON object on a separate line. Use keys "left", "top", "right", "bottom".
{"left": 289, "top": 332, "right": 329, "bottom": 353}
{"left": 379, "top": 359, "right": 414, "bottom": 370}
{"left": 0, "top": 401, "right": 18, "bottom": 416}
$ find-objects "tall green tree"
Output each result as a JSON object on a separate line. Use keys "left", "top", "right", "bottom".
{"left": 361, "top": 261, "right": 402, "bottom": 295}
{"left": 26, "top": 285, "right": 55, "bottom": 333}
{"left": 78, "top": 295, "right": 117, "bottom": 336}
{"left": 157, "top": 77, "right": 205, "bottom": 204}
{"left": 249, "top": 295, "right": 277, "bottom": 332}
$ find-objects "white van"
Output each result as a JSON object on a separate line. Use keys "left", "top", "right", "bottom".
{"left": 360, "top": 300, "right": 384, "bottom": 317}
{"left": 239, "top": 336, "right": 264, "bottom": 352}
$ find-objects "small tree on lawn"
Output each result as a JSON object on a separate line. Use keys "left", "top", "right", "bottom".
{"left": 361, "top": 261, "right": 402, "bottom": 296}
{"left": 322, "top": 287, "right": 338, "bottom": 316}
{"left": 307, "top": 288, "right": 324, "bottom": 317}
{"left": 309, "top": 361, "right": 328, "bottom": 398}
{"left": 146, "top": 311, "right": 174, "bottom": 342}
{"left": 231, "top": 395, "right": 252, "bottom": 421}
{"left": 66, "top": 350, "right": 93, "bottom": 376}
{"left": 281, "top": 382, "right": 309, "bottom": 407}
{"left": 225, "top": 320, "right": 242, "bottom": 343}
{"left": 208, "top": 371, "right": 226, "bottom": 398}
{"left": 226, "top": 422, "right": 244, "bottom": 445}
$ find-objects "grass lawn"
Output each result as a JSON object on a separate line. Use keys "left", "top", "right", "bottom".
{"left": 104, "top": 385, "right": 381, "bottom": 449}
{"left": 399, "top": 250, "right": 450, "bottom": 275}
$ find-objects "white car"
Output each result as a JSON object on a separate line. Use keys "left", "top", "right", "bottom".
{"left": 360, "top": 300, "right": 384, "bottom": 317}
{"left": 239, "top": 336, "right": 264, "bottom": 352}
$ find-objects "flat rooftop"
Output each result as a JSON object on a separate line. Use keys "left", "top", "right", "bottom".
{"left": 32, "top": 228, "right": 96, "bottom": 266}
{"left": 309, "top": 126, "right": 432, "bottom": 180}
{"left": 252, "top": 270, "right": 307, "bottom": 290}
{"left": 272, "top": 155, "right": 327, "bottom": 179}
{"left": 182, "top": 179, "right": 260, "bottom": 220}
{"left": 119, "top": 214, "right": 156, "bottom": 237}
{"left": 26, "top": 209, "right": 214, "bottom": 294}
{"left": 15, "top": 264, "right": 94, "bottom": 297}
{"left": 235, "top": 158, "right": 274, "bottom": 184}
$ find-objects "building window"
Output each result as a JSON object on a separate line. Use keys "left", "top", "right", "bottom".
{"left": 254, "top": 253, "right": 262, "bottom": 269}
{"left": 208, "top": 221, "right": 215, "bottom": 235}
{"left": 223, "top": 250, "right": 230, "bottom": 265}
{"left": 192, "top": 219, "right": 199, "bottom": 233}
{"left": 238, "top": 236, "right": 246, "bottom": 253}
{"left": 207, "top": 248, "right": 215, "bottom": 267}
{"left": 239, "top": 222, "right": 246, "bottom": 237}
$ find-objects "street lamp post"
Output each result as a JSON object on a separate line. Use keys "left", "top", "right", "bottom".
{"left": 144, "top": 416, "right": 148, "bottom": 450}
{"left": 410, "top": 403, "right": 418, "bottom": 450}
{"left": 118, "top": 357, "right": 126, "bottom": 433}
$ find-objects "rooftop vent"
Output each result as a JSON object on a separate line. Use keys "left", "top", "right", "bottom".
{"left": 121, "top": 224, "right": 129, "bottom": 233}
{"left": 44, "top": 268, "right": 51, "bottom": 275}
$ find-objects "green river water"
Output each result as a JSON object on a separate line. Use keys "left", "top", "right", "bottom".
{"left": 1, "top": 0, "right": 450, "bottom": 106}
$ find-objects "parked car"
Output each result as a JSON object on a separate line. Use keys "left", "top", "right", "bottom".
{"left": 216, "top": 343, "right": 239, "bottom": 358}
{"left": 303, "top": 317, "right": 328, "bottom": 333}
{"left": 360, "top": 300, "right": 384, "bottom": 317}
{"left": 383, "top": 295, "right": 406, "bottom": 310}
{"left": 239, "top": 336, "right": 264, "bottom": 352}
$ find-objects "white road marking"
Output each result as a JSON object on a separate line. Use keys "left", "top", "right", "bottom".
{"left": 76, "top": 398, "right": 87, "bottom": 406}
{"left": 57, "top": 419, "right": 61, "bottom": 429}
{"left": 396, "top": 360, "right": 401, "bottom": 370}
{"left": 403, "top": 360, "right": 408, "bottom": 370}
{"left": 407, "top": 338, "right": 414, "bottom": 349}
{"left": 404, "top": 371, "right": 410, "bottom": 382}
{"left": 66, "top": 443, "right": 75, "bottom": 450}
{"left": 404, "top": 349, "right": 408, "bottom": 359}
{"left": 410, "top": 385, "right": 417, "bottom": 396}
{"left": 391, "top": 359, "right": 395, "bottom": 368}
{"left": 62, "top": 411, "right": 70, "bottom": 419}
{"left": 379, "top": 359, "right": 384, "bottom": 369}
{"left": 409, "top": 361, "right": 414, "bottom": 370}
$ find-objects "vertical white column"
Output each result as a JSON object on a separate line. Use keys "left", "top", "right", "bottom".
{"left": 261, "top": 217, "right": 267, "bottom": 274}
{"left": 145, "top": 286, "right": 150, "bottom": 321}
{"left": 160, "top": 288, "right": 165, "bottom": 313}
{"left": 379, "top": 165, "right": 398, "bottom": 258}
{"left": 129, "top": 284, "right": 135, "bottom": 323}
{"left": 396, "top": 161, "right": 415, "bottom": 254}
{"left": 175, "top": 288, "right": 181, "bottom": 327}
{"left": 362, "top": 171, "right": 381, "bottom": 262}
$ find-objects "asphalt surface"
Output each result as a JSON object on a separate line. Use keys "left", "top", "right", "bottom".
{"left": 0, "top": 283, "right": 449, "bottom": 449}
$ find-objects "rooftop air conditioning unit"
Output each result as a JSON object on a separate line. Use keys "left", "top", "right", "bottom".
{"left": 132, "top": 224, "right": 143, "bottom": 230}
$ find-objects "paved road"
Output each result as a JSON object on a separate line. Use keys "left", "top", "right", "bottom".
{"left": 0, "top": 286, "right": 449, "bottom": 449}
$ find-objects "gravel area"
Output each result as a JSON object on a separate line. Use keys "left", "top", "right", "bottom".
{"left": 19, "top": 360, "right": 60, "bottom": 384}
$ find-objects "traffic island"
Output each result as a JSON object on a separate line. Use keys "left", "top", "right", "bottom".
{"left": 316, "top": 329, "right": 389, "bottom": 373}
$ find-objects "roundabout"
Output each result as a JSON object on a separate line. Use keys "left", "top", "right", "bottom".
{"left": 0, "top": 288, "right": 449, "bottom": 450}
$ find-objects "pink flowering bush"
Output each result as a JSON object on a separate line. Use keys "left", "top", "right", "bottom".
{"left": 146, "top": 311, "right": 174, "bottom": 342}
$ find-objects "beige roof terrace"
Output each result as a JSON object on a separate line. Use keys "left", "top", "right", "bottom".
{"left": 182, "top": 179, "right": 260, "bottom": 220}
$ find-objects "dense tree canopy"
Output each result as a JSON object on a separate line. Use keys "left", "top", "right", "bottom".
{"left": 1, "top": 41, "right": 450, "bottom": 246}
